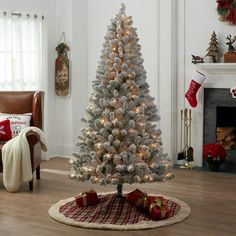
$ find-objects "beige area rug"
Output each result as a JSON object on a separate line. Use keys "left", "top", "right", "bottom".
{"left": 48, "top": 192, "right": 191, "bottom": 230}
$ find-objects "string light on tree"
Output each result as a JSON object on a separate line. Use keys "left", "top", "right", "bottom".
{"left": 71, "top": 3, "right": 173, "bottom": 196}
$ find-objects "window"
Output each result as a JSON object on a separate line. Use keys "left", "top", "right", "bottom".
{"left": 0, "top": 10, "right": 43, "bottom": 90}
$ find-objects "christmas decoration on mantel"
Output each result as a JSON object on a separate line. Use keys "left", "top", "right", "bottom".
{"left": 224, "top": 34, "right": 236, "bottom": 62}
{"left": 216, "top": 0, "right": 236, "bottom": 25}
{"left": 70, "top": 3, "right": 173, "bottom": 197}
{"left": 192, "top": 32, "right": 236, "bottom": 64}
{"left": 191, "top": 55, "right": 204, "bottom": 64}
{"left": 205, "top": 31, "right": 221, "bottom": 63}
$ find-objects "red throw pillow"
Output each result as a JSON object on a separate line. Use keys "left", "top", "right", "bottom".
{"left": 0, "top": 119, "right": 12, "bottom": 141}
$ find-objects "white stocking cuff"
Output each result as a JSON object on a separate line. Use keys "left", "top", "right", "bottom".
{"left": 192, "top": 71, "right": 206, "bottom": 85}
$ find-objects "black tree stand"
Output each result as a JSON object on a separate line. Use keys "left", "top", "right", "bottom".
{"left": 116, "top": 183, "right": 123, "bottom": 198}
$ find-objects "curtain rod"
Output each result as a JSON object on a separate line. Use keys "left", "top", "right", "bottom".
{"left": 3, "top": 11, "right": 44, "bottom": 19}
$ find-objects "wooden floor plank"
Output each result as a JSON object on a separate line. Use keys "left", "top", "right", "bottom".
{"left": 0, "top": 157, "right": 236, "bottom": 236}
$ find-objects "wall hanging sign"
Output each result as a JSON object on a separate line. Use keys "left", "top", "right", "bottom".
{"left": 217, "top": 0, "right": 236, "bottom": 25}
{"left": 55, "top": 32, "right": 70, "bottom": 96}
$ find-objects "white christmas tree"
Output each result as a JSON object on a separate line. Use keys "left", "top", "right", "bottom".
{"left": 70, "top": 4, "right": 173, "bottom": 196}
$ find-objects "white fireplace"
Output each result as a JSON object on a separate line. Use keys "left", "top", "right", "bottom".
{"left": 190, "top": 63, "right": 236, "bottom": 167}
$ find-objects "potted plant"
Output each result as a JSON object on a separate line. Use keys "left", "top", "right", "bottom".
{"left": 203, "top": 144, "right": 226, "bottom": 172}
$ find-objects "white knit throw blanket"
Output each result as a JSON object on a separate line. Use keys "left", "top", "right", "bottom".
{"left": 2, "top": 126, "right": 47, "bottom": 192}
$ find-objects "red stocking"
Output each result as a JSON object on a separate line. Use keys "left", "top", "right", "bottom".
{"left": 185, "top": 71, "right": 206, "bottom": 108}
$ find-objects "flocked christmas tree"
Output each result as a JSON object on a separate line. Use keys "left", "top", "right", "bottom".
{"left": 70, "top": 4, "right": 173, "bottom": 196}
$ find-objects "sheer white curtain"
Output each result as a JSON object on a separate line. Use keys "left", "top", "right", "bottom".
{"left": 0, "top": 11, "right": 43, "bottom": 90}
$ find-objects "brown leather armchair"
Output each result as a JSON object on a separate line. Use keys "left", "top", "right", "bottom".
{"left": 0, "top": 91, "right": 44, "bottom": 191}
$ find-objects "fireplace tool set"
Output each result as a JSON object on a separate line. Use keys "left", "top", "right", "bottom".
{"left": 177, "top": 108, "right": 194, "bottom": 169}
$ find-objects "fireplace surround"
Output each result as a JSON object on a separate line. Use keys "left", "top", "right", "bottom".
{"left": 186, "top": 63, "right": 236, "bottom": 168}
{"left": 203, "top": 88, "right": 236, "bottom": 172}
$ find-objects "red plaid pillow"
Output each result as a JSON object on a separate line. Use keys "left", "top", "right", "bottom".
{"left": 0, "top": 119, "right": 12, "bottom": 141}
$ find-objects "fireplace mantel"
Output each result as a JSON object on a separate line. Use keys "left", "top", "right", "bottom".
{"left": 196, "top": 63, "right": 236, "bottom": 74}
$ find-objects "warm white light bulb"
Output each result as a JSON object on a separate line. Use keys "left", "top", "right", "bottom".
{"left": 165, "top": 172, "right": 173, "bottom": 178}
{"left": 100, "top": 118, "right": 105, "bottom": 125}
{"left": 139, "top": 123, "right": 145, "bottom": 128}
{"left": 150, "top": 143, "right": 157, "bottom": 149}
{"left": 128, "top": 73, "right": 133, "bottom": 78}
{"left": 149, "top": 176, "right": 154, "bottom": 182}
{"left": 95, "top": 143, "right": 102, "bottom": 149}
{"left": 69, "top": 173, "right": 76, "bottom": 179}
{"left": 138, "top": 152, "right": 144, "bottom": 158}
{"left": 165, "top": 162, "right": 172, "bottom": 169}
{"left": 68, "top": 159, "right": 74, "bottom": 165}
{"left": 128, "top": 128, "right": 134, "bottom": 134}
{"left": 85, "top": 130, "right": 90, "bottom": 136}
{"left": 135, "top": 106, "right": 141, "bottom": 113}
{"left": 124, "top": 29, "right": 130, "bottom": 35}
{"left": 112, "top": 118, "right": 118, "bottom": 125}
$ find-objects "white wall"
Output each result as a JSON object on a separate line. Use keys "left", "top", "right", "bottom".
{"left": 48, "top": 0, "right": 89, "bottom": 158}
{"left": 53, "top": 0, "right": 73, "bottom": 157}
{"left": 71, "top": 0, "right": 88, "bottom": 154}
{"left": 177, "top": 0, "right": 235, "bottom": 166}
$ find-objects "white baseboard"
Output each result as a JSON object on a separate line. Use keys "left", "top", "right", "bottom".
{"left": 44, "top": 144, "right": 73, "bottom": 160}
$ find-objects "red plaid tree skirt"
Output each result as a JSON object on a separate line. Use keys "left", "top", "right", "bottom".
{"left": 59, "top": 193, "right": 180, "bottom": 225}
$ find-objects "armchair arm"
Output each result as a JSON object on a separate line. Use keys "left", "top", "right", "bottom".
{"left": 26, "top": 131, "right": 41, "bottom": 171}
{"left": 26, "top": 131, "right": 40, "bottom": 146}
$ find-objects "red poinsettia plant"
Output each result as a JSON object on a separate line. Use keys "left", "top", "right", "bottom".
{"left": 203, "top": 143, "right": 227, "bottom": 160}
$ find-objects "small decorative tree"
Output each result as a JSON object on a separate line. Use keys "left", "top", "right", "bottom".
{"left": 70, "top": 3, "right": 173, "bottom": 197}
{"left": 205, "top": 31, "right": 221, "bottom": 63}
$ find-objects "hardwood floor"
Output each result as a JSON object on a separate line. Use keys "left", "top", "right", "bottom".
{"left": 0, "top": 157, "right": 236, "bottom": 236}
